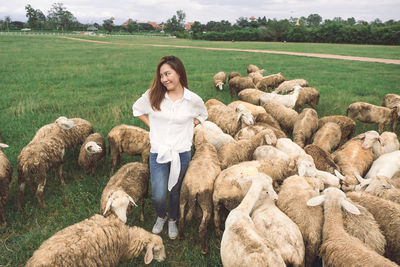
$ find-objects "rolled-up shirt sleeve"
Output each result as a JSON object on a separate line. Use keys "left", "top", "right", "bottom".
{"left": 132, "top": 90, "right": 151, "bottom": 117}
{"left": 193, "top": 96, "right": 208, "bottom": 124}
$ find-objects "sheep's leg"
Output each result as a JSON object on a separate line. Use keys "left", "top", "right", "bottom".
{"left": 178, "top": 192, "right": 188, "bottom": 239}
{"left": 139, "top": 199, "right": 145, "bottom": 222}
{"left": 17, "top": 173, "right": 27, "bottom": 213}
{"left": 213, "top": 201, "right": 222, "bottom": 237}
{"left": 58, "top": 164, "right": 66, "bottom": 186}
{"left": 142, "top": 149, "right": 150, "bottom": 165}
{"left": 392, "top": 119, "right": 397, "bottom": 132}
{"left": 378, "top": 123, "right": 384, "bottom": 134}
{"left": 0, "top": 208, "right": 6, "bottom": 227}
{"left": 199, "top": 194, "right": 212, "bottom": 254}
{"left": 35, "top": 176, "right": 47, "bottom": 209}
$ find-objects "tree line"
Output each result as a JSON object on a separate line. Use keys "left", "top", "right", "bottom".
{"left": 1, "top": 5, "right": 399, "bottom": 45}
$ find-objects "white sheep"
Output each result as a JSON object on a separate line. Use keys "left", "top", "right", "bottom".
{"left": 178, "top": 129, "right": 221, "bottom": 254}
{"left": 0, "top": 143, "right": 12, "bottom": 227}
{"left": 206, "top": 104, "right": 254, "bottom": 137}
{"left": 107, "top": 124, "right": 150, "bottom": 172}
{"left": 194, "top": 121, "right": 234, "bottom": 150}
{"left": 218, "top": 129, "right": 277, "bottom": 170}
{"left": 372, "top": 131, "right": 399, "bottom": 159}
{"left": 275, "top": 137, "right": 314, "bottom": 163}
{"left": 292, "top": 108, "right": 319, "bottom": 148}
{"left": 312, "top": 122, "right": 342, "bottom": 153}
{"left": 360, "top": 150, "right": 400, "bottom": 181}
{"left": 234, "top": 124, "right": 286, "bottom": 141}
{"left": 259, "top": 85, "right": 303, "bottom": 109}
{"left": 101, "top": 162, "right": 149, "bottom": 223}
{"left": 347, "top": 191, "right": 400, "bottom": 264}
{"left": 297, "top": 160, "right": 342, "bottom": 189}
{"left": 78, "top": 132, "right": 106, "bottom": 175}
{"left": 227, "top": 100, "right": 266, "bottom": 118}
{"left": 251, "top": 177, "right": 305, "bottom": 266}
{"left": 213, "top": 158, "right": 298, "bottom": 235}
{"left": 307, "top": 188, "right": 397, "bottom": 267}
{"left": 252, "top": 145, "right": 291, "bottom": 161}
{"left": 355, "top": 175, "right": 400, "bottom": 205}
{"left": 213, "top": 71, "right": 226, "bottom": 91}
{"left": 220, "top": 173, "right": 286, "bottom": 267}
{"left": 26, "top": 214, "right": 166, "bottom": 266}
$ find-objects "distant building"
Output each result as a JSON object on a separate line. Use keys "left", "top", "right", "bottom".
{"left": 87, "top": 25, "right": 98, "bottom": 31}
{"left": 122, "top": 19, "right": 134, "bottom": 26}
{"left": 249, "top": 16, "right": 256, "bottom": 21}
{"left": 185, "top": 22, "right": 194, "bottom": 31}
{"left": 147, "top": 21, "right": 161, "bottom": 29}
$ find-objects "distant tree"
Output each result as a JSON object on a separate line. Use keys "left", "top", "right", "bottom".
{"left": 371, "top": 18, "right": 383, "bottom": 26}
{"left": 332, "top": 17, "right": 345, "bottom": 24}
{"left": 11, "top": 21, "right": 24, "bottom": 30}
{"left": 236, "top": 17, "right": 250, "bottom": 28}
{"left": 25, "top": 4, "right": 39, "bottom": 29}
{"left": 125, "top": 19, "right": 135, "bottom": 33}
{"left": 346, "top": 17, "right": 356, "bottom": 26}
{"left": 306, "top": 14, "right": 322, "bottom": 27}
{"left": 257, "top": 16, "right": 267, "bottom": 26}
{"left": 47, "top": 3, "right": 78, "bottom": 31}
{"left": 164, "top": 10, "right": 186, "bottom": 33}
{"left": 103, "top": 19, "right": 114, "bottom": 33}
{"left": 266, "top": 19, "right": 291, "bottom": 41}
{"left": 4, "top": 16, "right": 11, "bottom": 31}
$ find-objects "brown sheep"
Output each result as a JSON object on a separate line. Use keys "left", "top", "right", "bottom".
{"left": 228, "top": 76, "right": 256, "bottom": 97}
{"left": 294, "top": 86, "right": 320, "bottom": 112}
{"left": 234, "top": 124, "right": 286, "bottom": 141}
{"left": 17, "top": 135, "right": 66, "bottom": 211}
{"left": 318, "top": 115, "right": 356, "bottom": 146}
{"left": 262, "top": 101, "right": 299, "bottom": 134}
{"left": 346, "top": 101, "right": 398, "bottom": 133}
{"left": 0, "top": 143, "right": 12, "bottom": 227}
{"left": 382, "top": 93, "right": 400, "bottom": 110}
{"left": 237, "top": 88, "right": 265, "bottom": 105}
{"left": 256, "top": 72, "right": 286, "bottom": 92}
{"left": 304, "top": 144, "right": 340, "bottom": 174}
{"left": 228, "top": 71, "right": 241, "bottom": 81}
{"left": 78, "top": 133, "right": 106, "bottom": 175}
{"left": 292, "top": 108, "right": 319, "bottom": 148}
{"left": 178, "top": 129, "right": 221, "bottom": 254}
{"left": 107, "top": 124, "right": 150, "bottom": 172}
{"left": 247, "top": 64, "right": 264, "bottom": 74}
{"left": 227, "top": 100, "right": 266, "bottom": 118}
{"left": 26, "top": 214, "right": 166, "bottom": 266}
{"left": 312, "top": 122, "right": 342, "bottom": 153}
{"left": 204, "top": 98, "right": 225, "bottom": 109}
{"left": 275, "top": 79, "right": 309, "bottom": 94}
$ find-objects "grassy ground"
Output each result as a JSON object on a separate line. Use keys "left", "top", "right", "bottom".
{"left": 0, "top": 34, "right": 399, "bottom": 266}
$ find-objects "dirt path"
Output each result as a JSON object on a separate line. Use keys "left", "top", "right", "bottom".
{"left": 60, "top": 36, "right": 400, "bottom": 65}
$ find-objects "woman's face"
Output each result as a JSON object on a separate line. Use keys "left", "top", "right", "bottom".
{"left": 160, "top": 63, "right": 182, "bottom": 92}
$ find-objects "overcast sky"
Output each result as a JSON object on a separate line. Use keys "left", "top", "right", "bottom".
{"left": 1, "top": 0, "right": 400, "bottom": 25}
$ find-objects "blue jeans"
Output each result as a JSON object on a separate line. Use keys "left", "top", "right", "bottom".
{"left": 149, "top": 151, "right": 191, "bottom": 221}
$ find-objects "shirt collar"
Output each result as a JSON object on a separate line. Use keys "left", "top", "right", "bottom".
{"left": 164, "top": 87, "right": 192, "bottom": 101}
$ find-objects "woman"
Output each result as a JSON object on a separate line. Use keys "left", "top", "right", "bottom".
{"left": 132, "top": 55, "right": 208, "bottom": 239}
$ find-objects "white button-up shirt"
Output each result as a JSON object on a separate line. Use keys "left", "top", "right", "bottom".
{"left": 132, "top": 87, "right": 208, "bottom": 190}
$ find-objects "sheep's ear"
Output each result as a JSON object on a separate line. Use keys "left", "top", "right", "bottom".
{"left": 144, "top": 244, "right": 154, "bottom": 264}
{"left": 354, "top": 171, "right": 364, "bottom": 183}
{"left": 334, "top": 170, "right": 345, "bottom": 180}
{"left": 128, "top": 196, "right": 138, "bottom": 207}
{"left": 103, "top": 197, "right": 113, "bottom": 215}
{"left": 236, "top": 112, "right": 242, "bottom": 122}
{"left": 340, "top": 198, "right": 360, "bottom": 215}
{"left": 306, "top": 195, "right": 325, "bottom": 206}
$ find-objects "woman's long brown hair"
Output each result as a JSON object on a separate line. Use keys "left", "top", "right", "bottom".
{"left": 149, "top": 55, "right": 188, "bottom": 111}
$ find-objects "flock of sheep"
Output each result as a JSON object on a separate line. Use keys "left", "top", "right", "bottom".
{"left": 0, "top": 63, "right": 400, "bottom": 266}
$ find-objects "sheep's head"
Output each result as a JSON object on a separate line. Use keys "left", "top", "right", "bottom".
{"left": 251, "top": 173, "right": 278, "bottom": 200}
{"left": 356, "top": 130, "right": 381, "bottom": 149}
{"left": 55, "top": 116, "right": 75, "bottom": 130}
{"left": 298, "top": 160, "right": 317, "bottom": 178}
{"left": 144, "top": 235, "right": 166, "bottom": 264}
{"left": 306, "top": 187, "right": 360, "bottom": 215}
{"left": 103, "top": 190, "right": 137, "bottom": 223}
{"left": 235, "top": 104, "right": 254, "bottom": 126}
{"left": 84, "top": 141, "right": 102, "bottom": 154}
{"left": 215, "top": 81, "right": 224, "bottom": 91}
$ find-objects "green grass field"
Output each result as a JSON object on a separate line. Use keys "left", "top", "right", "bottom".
{"left": 0, "top": 34, "right": 399, "bottom": 266}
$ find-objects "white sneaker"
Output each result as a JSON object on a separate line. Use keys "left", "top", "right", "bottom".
{"left": 168, "top": 220, "right": 178, "bottom": 240}
{"left": 152, "top": 216, "right": 167, "bottom": 234}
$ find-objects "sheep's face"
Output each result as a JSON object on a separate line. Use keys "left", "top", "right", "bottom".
{"left": 216, "top": 81, "right": 224, "bottom": 91}
{"left": 365, "top": 176, "right": 394, "bottom": 193}
{"left": 298, "top": 160, "right": 317, "bottom": 178}
{"left": 56, "top": 116, "right": 75, "bottom": 130}
{"left": 237, "top": 109, "right": 254, "bottom": 126}
{"left": 85, "top": 141, "right": 102, "bottom": 154}
{"left": 358, "top": 131, "right": 380, "bottom": 149}
{"left": 104, "top": 190, "right": 136, "bottom": 223}
{"left": 149, "top": 236, "right": 166, "bottom": 263}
